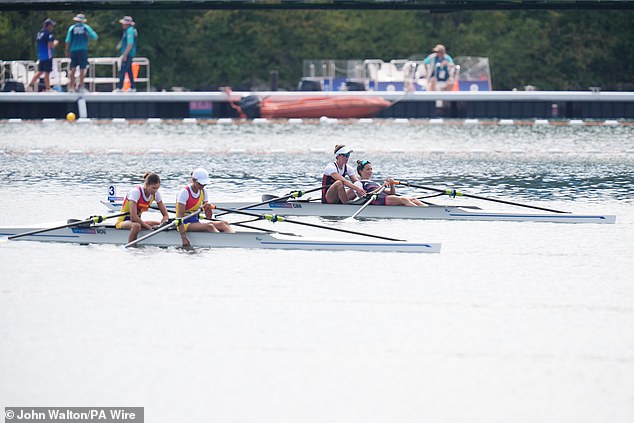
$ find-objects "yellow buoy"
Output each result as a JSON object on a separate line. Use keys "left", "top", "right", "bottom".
{"left": 66, "top": 112, "right": 76, "bottom": 122}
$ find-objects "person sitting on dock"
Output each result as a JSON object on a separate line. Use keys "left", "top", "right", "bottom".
{"left": 354, "top": 160, "right": 427, "bottom": 206}
{"left": 322, "top": 145, "right": 366, "bottom": 204}
{"left": 115, "top": 172, "right": 170, "bottom": 243}
{"left": 28, "top": 18, "right": 59, "bottom": 92}
{"left": 64, "top": 14, "right": 98, "bottom": 92}
{"left": 423, "top": 44, "right": 456, "bottom": 91}
{"left": 176, "top": 167, "right": 234, "bottom": 248}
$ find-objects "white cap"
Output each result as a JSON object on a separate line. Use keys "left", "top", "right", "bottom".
{"left": 334, "top": 146, "right": 353, "bottom": 156}
{"left": 191, "top": 168, "right": 210, "bottom": 185}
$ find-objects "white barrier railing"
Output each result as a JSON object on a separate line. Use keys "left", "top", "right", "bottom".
{"left": 1, "top": 57, "right": 150, "bottom": 92}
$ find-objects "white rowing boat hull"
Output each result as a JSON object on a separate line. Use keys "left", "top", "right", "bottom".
{"left": 102, "top": 201, "right": 616, "bottom": 224}
{"left": 0, "top": 225, "right": 440, "bottom": 253}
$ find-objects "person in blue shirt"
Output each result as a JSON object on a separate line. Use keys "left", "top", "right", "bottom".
{"left": 64, "top": 14, "right": 98, "bottom": 92}
{"left": 115, "top": 16, "right": 138, "bottom": 92}
{"left": 423, "top": 44, "right": 456, "bottom": 91}
{"left": 28, "top": 18, "right": 59, "bottom": 92}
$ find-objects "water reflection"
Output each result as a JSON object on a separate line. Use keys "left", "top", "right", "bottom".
{"left": 1, "top": 122, "right": 632, "bottom": 202}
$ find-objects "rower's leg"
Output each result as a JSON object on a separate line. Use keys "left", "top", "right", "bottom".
{"left": 325, "top": 181, "right": 345, "bottom": 204}
{"left": 116, "top": 220, "right": 141, "bottom": 242}
{"left": 186, "top": 222, "right": 219, "bottom": 233}
{"left": 211, "top": 221, "right": 234, "bottom": 233}
{"left": 345, "top": 188, "right": 357, "bottom": 202}
{"left": 386, "top": 196, "right": 408, "bottom": 206}
{"left": 118, "top": 220, "right": 143, "bottom": 243}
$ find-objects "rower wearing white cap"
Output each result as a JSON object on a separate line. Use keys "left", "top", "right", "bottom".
{"left": 321, "top": 144, "right": 366, "bottom": 204}
{"left": 176, "top": 167, "right": 233, "bottom": 248}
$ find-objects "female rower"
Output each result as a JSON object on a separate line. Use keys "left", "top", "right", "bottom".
{"left": 322, "top": 144, "right": 366, "bottom": 203}
{"left": 116, "top": 172, "right": 170, "bottom": 242}
{"left": 354, "top": 160, "right": 427, "bottom": 206}
{"left": 176, "top": 167, "right": 234, "bottom": 248}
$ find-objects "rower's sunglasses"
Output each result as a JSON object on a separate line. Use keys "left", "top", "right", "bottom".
{"left": 341, "top": 153, "right": 351, "bottom": 158}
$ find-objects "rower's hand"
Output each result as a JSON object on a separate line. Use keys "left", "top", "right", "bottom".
{"left": 152, "top": 221, "right": 167, "bottom": 230}
{"left": 181, "top": 237, "right": 191, "bottom": 248}
{"left": 386, "top": 178, "right": 395, "bottom": 187}
{"left": 203, "top": 203, "right": 215, "bottom": 220}
{"left": 354, "top": 186, "right": 366, "bottom": 197}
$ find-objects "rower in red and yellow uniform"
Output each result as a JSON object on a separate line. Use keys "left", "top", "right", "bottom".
{"left": 176, "top": 167, "right": 234, "bottom": 248}
{"left": 116, "top": 172, "right": 170, "bottom": 242}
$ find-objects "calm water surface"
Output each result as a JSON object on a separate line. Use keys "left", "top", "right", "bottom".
{"left": 1, "top": 121, "right": 633, "bottom": 422}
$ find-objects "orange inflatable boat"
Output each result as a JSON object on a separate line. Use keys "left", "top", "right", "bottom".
{"left": 237, "top": 95, "right": 391, "bottom": 119}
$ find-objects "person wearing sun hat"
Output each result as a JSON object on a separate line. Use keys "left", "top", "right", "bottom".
{"left": 175, "top": 168, "right": 234, "bottom": 248}
{"left": 28, "top": 18, "right": 59, "bottom": 92}
{"left": 114, "top": 15, "right": 138, "bottom": 92}
{"left": 65, "top": 13, "right": 98, "bottom": 92}
{"left": 423, "top": 44, "right": 456, "bottom": 91}
{"left": 321, "top": 144, "right": 366, "bottom": 204}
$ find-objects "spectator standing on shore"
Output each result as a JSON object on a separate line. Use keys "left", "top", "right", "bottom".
{"left": 423, "top": 44, "right": 456, "bottom": 91}
{"left": 114, "top": 16, "right": 138, "bottom": 92}
{"left": 65, "top": 14, "right": 98, "bottom": 92}
{"left": 28, "top": 18, "right": 59, "bottom": 92}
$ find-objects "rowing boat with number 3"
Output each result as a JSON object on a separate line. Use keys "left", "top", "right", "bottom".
{"left": 0, "top": 223, "right": 440, "bottom": 253}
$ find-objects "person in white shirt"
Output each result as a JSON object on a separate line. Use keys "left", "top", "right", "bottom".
{"left": 176, "top": 167, "right": 233, "bottom": 248}
{"left": 321, "top": 145, "right": 366, "bottom": 204}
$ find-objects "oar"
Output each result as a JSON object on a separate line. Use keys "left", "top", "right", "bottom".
{"left": 124, "top": 208, "right": 201, "bottom": 248}
{"left": 214, "top": 185, "right": 329, "bottom": 218}
{"left": 399, "top": 181, "right": 569, "bottom": 214}
{"left": 8, "top": 212, "right": 129, "bottom": 240}
{"left": 145, "top": 204, "right": 297, "bottom": 236}
{"left": 210, "top": 205, "right": 405, "bottom": 242}
{"left": 344, "top": 184, "right": 387, "bottom": 222}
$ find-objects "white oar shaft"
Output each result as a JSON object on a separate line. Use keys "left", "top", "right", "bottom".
{"left": 124, "top": 208, "right": 201, "bottom": 248}
{"left": 349, "top": 185, "right": 386, "bottom": 220}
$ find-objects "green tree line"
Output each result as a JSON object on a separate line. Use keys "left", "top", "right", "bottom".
{"left": 1, "top": 9, "right": 632, "bottom": 90}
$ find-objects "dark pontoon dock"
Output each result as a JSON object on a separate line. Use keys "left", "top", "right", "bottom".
{"left": 1, "top": 90, "right": 633, "bottom": 121}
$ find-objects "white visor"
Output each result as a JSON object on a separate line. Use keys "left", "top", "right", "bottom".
{"left": 334, "top": 146, "right": 353, "bottom": 156}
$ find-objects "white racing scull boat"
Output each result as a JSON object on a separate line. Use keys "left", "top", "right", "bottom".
{"left": 0, "top": 223, "right": 440, "bottom": 253}
{"left": 102, "top": 200, "right": 616, "bottom": 224}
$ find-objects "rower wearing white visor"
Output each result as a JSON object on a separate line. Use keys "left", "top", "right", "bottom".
{"left": 321, "top": 144, "right": 366, "bottom": 204}
{"left": 176, "top": 167, "right": 233, "bottom": 248}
